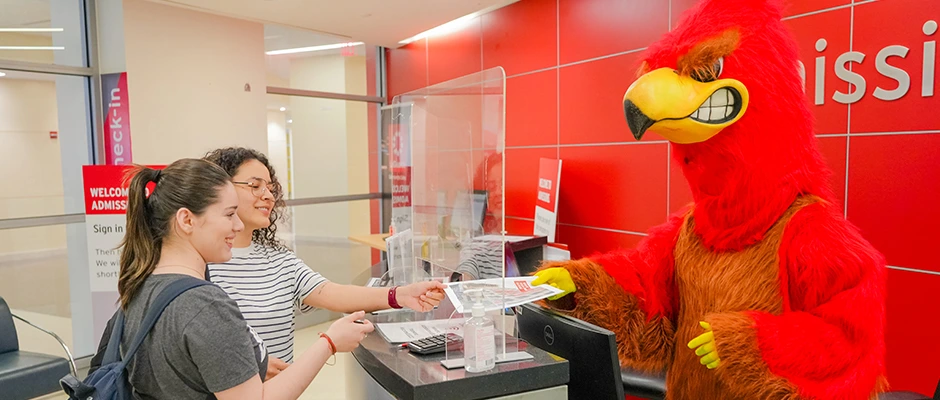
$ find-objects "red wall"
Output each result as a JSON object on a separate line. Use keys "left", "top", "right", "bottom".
{"left": 386, "top": 0, "right": 940, "bottom": 394}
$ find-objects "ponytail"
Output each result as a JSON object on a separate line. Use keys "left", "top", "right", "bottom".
{"left": 118, "top": 167, "right": 162, "bottom": 309}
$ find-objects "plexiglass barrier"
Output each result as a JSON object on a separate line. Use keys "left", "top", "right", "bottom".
{"left": 387, "top": 67, "right": 530, "bottom": 368}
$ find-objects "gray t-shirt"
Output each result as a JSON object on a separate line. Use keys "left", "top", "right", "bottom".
{"left": 122, "top": 274, "right": 267, "bottom": 399}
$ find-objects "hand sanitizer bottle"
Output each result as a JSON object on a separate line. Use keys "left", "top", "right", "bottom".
{"left": 463, "top": 299, "right": 495, "bottom": 373}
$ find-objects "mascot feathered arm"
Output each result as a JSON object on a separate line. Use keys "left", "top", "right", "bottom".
{"left": 704, "top": 201, "right": 888, "bottom": 399}
{"left": 536, "top": 210, "right": 687, "bottom": 373}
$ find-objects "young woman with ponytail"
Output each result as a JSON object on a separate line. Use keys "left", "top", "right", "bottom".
{"left": 113, "top": 158, "right": 373, "bottom": 400}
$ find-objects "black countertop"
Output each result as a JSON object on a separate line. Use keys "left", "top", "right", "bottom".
{"left": 351, "top": 308, "right": 569, "bottom": 400}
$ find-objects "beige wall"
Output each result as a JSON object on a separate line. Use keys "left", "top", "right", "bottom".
{"left": 267, "top": 110, "right": 290, "bottom": 195}
{"left": 289, "top": 54, "right": 349, "bottom": 239}
{"left": 123, "top": 0, "right": 268, "bottom": 164}
{"left": 266, "top": 110, "right": 295, "bottom": 245}
{"left": 0, "top": 78, "right": 67, "bottom": 255}
{"left": 344, "top": 57, "right": 371, "bottom": 239}
{"left": 285, "top": 54, "right": 370, "bottom": 240}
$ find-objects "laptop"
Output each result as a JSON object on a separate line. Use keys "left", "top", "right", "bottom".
{"left": 517, "top": 303, "right": 624, "bottom": 400}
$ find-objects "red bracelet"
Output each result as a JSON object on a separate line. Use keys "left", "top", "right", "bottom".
{"left": 319, "top": 333, "right": 337, "bottom": 354}
{"left": 388, "top": 286, "right": 403, "bottom": 309}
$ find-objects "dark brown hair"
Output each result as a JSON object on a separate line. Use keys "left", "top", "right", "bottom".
{"left": 203, "top": 147, "right": 287, "bottom": 250}
{"left": 118, "top": 158, "right": 231, "bottom": 309}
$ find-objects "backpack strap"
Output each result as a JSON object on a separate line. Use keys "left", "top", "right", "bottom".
{"left": 119, "top": 277, "right": 211, "bottom": 366}
{"left": 99, "top": 310, "right": 125, "bottom": 365}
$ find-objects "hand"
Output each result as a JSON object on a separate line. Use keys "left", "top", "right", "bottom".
{"left": 688, "top": 321, "right": 720, "bottom": 370}
{"left": 531, "top": 267, "right": 577, "bottom": 300}
{"left": 396, "top": 281, "right": 447, "bottom": 312}
{"left": 324, "top": 311, "right": 375, "bottom": 353}
{"left": 264, "top": 356, "right": 289, "bottom": 380}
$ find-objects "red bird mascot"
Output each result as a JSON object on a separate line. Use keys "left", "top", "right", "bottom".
{"left": 532, "top": 0, "right": 887, "bottom": 398}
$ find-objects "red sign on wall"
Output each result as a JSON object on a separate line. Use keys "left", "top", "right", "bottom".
{"left": 101, "top": 72, "right": 133, "bottom": 165}
{"left": 534, "top": 158, "right": 562, "bottom": 242}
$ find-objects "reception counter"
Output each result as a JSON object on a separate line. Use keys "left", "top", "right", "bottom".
{"left": 345, "top": 308, "right": 569, "bottom": 400}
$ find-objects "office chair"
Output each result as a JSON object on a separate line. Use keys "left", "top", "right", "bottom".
{"left": 0, "top": 296, "right": 75, "bottom": 400}
{"left": 879, "top": 380, "right": 940, "bottom": 400}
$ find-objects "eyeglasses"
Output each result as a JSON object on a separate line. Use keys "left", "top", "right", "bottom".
{"left": 232, "top": 178, "right": 275, "bottom": 197}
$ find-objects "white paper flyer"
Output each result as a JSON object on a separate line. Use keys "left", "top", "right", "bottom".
{"left": 443, "top": 276, "right": 565, "bottom": 314}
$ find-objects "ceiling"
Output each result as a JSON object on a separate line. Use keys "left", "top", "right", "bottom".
{"left": 146, "top": 0, "right": 518, "bottom": 48}
{"left": 264, "top": 23, "right": 348, "bottom": 52}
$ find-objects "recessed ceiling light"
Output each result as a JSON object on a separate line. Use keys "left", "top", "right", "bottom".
{"left": 287, "top": 119, "right": 293, "bottom": 124}
{"left": 398, "top": 6, "right": 505, "bottom": 45}
{"left": 0, "top": 46, "right": 65, "bottom": 50}
{"left": 399, "top": 14, "right": 478, "bottom": 45}
{"left": 279, "top": 107, "right": 286, "bottom": 112}
{"left": 0, "top": 28, "right": 64, "bottom": 32}
{"left": 0, "top": 72, "right": 6, "bottom": 77}
{"left": 266, "top": 42, "right": 363, "bottom": 56}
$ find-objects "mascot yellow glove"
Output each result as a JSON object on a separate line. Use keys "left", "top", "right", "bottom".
{"left": 688, "top": 321, "right": 720, "bottom": 369}
{"left": 531, "top": 267, "right": 577, "bottom": 300}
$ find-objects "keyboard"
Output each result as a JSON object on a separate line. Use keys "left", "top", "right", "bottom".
{"left": 406, "top": 333, "right": 463, "bottom": 355}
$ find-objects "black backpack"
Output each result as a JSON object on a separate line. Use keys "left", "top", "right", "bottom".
{"left": 60, "top": 277, "right": 209, "bottom": 400}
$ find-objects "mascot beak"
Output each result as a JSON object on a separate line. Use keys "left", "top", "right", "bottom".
{"left": 623, "top": 67, "right": 749, "bottom": 143}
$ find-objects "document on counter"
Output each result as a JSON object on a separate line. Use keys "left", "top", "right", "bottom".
{"left": 375, "top": 318, "right": 466, "bottom": 344}
{"left": 443, "top": 276, "right": 565, "bottom": 314}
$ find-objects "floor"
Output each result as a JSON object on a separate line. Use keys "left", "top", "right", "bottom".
{"left": 294, "top": 320, "right": 353, "bottom": 400}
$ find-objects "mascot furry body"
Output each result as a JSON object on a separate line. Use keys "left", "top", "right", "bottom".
{"left": 533, "top": 0, "right": 887, "bottom": 398}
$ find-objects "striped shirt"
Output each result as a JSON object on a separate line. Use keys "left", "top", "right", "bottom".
{"left": 207, "top": 243, "right": 328, "bottom": 363}
{"left": 456, "top": 239, "right": 505, "bottom": 280}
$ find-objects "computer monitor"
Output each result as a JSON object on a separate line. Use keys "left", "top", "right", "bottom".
{"left": 504, "top": 241, "right": 520, "bottom": 278}
{"left": 517, "top": 303, "right": 624, "bottom": 400}
{"left": 444, "top": 190, "right": 488, "bottom": 236}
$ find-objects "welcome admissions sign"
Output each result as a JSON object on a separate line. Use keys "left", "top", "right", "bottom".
{"left": 83, "top": 165, "right": 160, "bottom": 337}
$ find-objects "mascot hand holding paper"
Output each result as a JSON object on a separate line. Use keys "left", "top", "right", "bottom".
{"left": 532, "top": 0, "right": 887, "bottom": 398}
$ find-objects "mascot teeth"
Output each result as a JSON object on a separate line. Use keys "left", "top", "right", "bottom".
{"left": 691, "top": 88, "right": 737, "bottom": 123}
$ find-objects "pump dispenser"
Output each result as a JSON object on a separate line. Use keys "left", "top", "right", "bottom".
{"left": 463, "top": 290, "right": 495, "bottom": 373}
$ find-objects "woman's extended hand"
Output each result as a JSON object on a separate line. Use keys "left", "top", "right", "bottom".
{"left": 397, "top": 281, "right": 447, "bottom": 312}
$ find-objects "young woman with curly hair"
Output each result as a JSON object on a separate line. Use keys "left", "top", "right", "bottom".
{"left": 203, "top": 147, "right": 445, "bottom": 380}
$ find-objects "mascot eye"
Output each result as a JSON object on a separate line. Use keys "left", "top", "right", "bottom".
{"left": 691, "top": 57, "right": 724, "bottom": 83}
